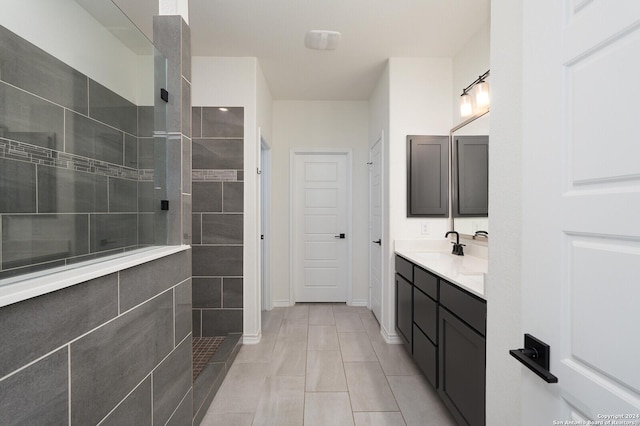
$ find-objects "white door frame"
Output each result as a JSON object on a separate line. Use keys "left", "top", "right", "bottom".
{"left": 260, "top": 134, "right": 272, "bottom": 311}
{"left": 368, "top": 132, "right": 384, "bottom": 320}
{"left": 289, "top": 148, "right": 353, "bottom": 305}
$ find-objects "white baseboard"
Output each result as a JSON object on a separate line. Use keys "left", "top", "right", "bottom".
{"left": 242, "top": 330, "right": 262, "bottom": 345}
{"left": 273, "top": 299, "right": 291, "bottom": 307}
{"left": 381, "top": 326, "right": 403, "bottom": 344}
{"left": 348, "top": 299, "right": 369, "bottom": 307}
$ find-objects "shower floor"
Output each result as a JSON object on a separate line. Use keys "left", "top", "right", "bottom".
{"left": 192, "top": 336, "right": 226, "bottom": 381}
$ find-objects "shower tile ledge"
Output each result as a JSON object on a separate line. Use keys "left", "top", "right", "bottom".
{"left": 0, "top": 245, "right": 190, "bottom": 308}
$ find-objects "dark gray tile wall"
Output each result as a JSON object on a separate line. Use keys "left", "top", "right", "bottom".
{"left": 65, "top": 110, "right": 125, "bottom": 165}
{"left": 193, "top": 277, "right": 222, "bottom": 308}
{"left": 0, "top": 250, "right": 192, "bottom": 425}
{"left": 167, "top": 389, "right": 194, "bottom": 426}
{"left": 88, "top": 79, "right": 137, "bottom": 136}
{"left": 201, "top": 214, "right": 243, "bottom": 244}
{"left": 201, "top": 107, "right": 244, "bottom": 138}
{"left": 191, "top": 106, "right": 244, "bottom": 336}
{"left": 1, "top": 214, "right": 90, "bottom": 269}
{"left": 0, "top": 273, "right": 117, "bottom": 377}
{"left": 37, "top": 166, "right": 109, "bottom": 213}
{"left": 90, "top": 213, "right": 138, "bottom": 252}
{"left": 193, "top": 139, "right": 243, "bottom": 170}
{"left": 175, "top": 279, "right": 193, "bottom": 342}
{"left": 193, "top": 246, "right": 243, "bottom": 277}
{"left": 99, "top": 377, "right": 152, "bottom": 426}
{"left": 0, "top": 15, "right": 194, "bottom": 426}
{"left": 0, "top": 347, "right": 68, "bottom": 426}
{"left": 152, "top": 337, "right": 192, "bottom": 426}
{"left": 192, "top": 182, "right": 223, "bottom": 212}
{"left": 119, "top": 249, "right": 190, "bottom": 312}
{"left": 108, "top": 177, "right": 138, "bottom": 212}
{"left": 0, "top": 81, "right": 64, "bottom": 150}
{"left": 70, "top": 290, "right": 173, "bottom": 425}
{"left": 0, "top": 25, "right": 88, "bottom": 114}
{"left": 0, "top": 158, "right": 36, "bottom": 213}
{"left": 153, "top": 15, "right": 191, "bottom": 247}
{"left": 202, "top": 309, "right": 243, "bottom": 336}
{"left": 0, "top": 24, "right": 170, "bottom": 278}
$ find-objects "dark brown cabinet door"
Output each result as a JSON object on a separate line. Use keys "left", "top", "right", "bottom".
{"left": 395, "top": 273, "right": 413, "bottom": 352}
{"left": 438, "top": 307, "right": 486, "bottom": 426}
{"left": 407, "top": 135, "right": 449, "bottom": 217}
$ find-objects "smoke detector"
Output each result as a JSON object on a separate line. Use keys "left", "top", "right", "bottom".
{"left": 305, "top": 30, "right": 342, "bottom": 50}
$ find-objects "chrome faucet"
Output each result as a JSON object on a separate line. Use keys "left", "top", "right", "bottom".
{"left": 445, "top": 231, "right": 465, "bottom": 256}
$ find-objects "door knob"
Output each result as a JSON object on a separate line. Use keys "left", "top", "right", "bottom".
{"left": 334, "top": 233, "right": 346, "bottom": 239}
{"left": 372, "top": 239, "right": 382, "bottom": 245}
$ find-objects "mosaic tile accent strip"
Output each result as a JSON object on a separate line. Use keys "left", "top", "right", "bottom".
{"left": 192, "top": 336, "right": 226, "bottom": 380}
{"left": 0, "top": 137, "right": 145, "bottom": 181}
{"left": 192, "top": 169, "right": 239, "bottom": 182}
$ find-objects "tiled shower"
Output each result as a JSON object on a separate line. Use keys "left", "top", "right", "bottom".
{"left": 190, "top": 106, "right": 244, "bottom": 420}
{"left": 0, "top": 23, "right": 166, "bottom": 279}
{"left": 0, "top": 0, "right": 245, "bottom": 422}
{"left": 0, "top": 5, "right": 195, "bottom": 424}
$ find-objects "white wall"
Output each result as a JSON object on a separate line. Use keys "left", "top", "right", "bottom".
{"left": 271, "top": 101, "right": 370, "bottom": 306}
{"left": 0, "top": 0, "right": 148, "bottom": 105}
{"left": 369, "top": 58, "right": 452, "bottom": 340}
{"left": 192, "top": 56, "right": 273, "bottom": 343}
{"left": 388, "top": 58, "right": 453, "bottom": 244}
{"left": 486, "top": 0, "right": 523, "bottom": 423}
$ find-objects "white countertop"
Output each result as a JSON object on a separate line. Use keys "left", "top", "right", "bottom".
{"left": 395, "top": 243, "right": 488, "bottom": 300}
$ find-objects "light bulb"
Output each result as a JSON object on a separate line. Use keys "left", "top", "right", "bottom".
{"left": 460, "top": 93, "right": 473, "bottom": 117}
{"left": 474, "top": 81, "right": 490, "bottom": 109}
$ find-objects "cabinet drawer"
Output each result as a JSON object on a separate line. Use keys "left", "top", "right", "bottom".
{"left": 414, "top": 267, "right": 438, "bottom": 300}
{"left": 395, "top": 256, "right": 413, "bottom": 282}
{"left": 440, "top": 281, "right": 486, "bottom": 336}
{"left": 413, "top": 324, "right": 437, "bottom": 388}
{"left": 414, "top": 288, "right": 437, "bottom": 344}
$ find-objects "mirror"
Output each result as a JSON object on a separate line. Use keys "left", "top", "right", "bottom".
{"left": 450, "top": 111, "right": 489, "bottom": 238}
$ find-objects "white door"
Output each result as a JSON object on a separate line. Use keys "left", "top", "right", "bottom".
{"left": 369, "top": 136, "right": 383, "bottom": 321}
{"left": 260, "top": 139, "right": 272, "bottom": 311}
{"left": 521, "top": 0, "right": 640, "bottom": 422}
{"left": 292, "top": 152, "right": 349, "bottom": 302}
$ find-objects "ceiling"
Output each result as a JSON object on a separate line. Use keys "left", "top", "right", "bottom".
{"left": 113, "top": 0, "right": 490, "bottom": 101}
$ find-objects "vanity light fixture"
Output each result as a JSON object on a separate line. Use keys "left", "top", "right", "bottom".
{"left": 459, "top": 69, "right": 490, "bottom": 117}
{"left": 460, "top": 91, "right": 473, "bottom": 118}
{"left": 474, "top": 78, "right": 490, "bottom": 109}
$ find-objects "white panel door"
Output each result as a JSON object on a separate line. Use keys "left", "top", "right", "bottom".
{"left": 369, "top": 136, "right": 383, "bottom": 321}
{"left": 293, "top": 153, "right": 348, "bottom": 302}
{"left": 521, "top": 0, "right": 640, "bottom": 422}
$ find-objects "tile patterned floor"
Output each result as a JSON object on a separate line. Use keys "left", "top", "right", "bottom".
{"left": 193, "top": 336, "right": 226, "bottom": 381}
{"left": 200, "top": 304, "right": 456, "bottom": 426}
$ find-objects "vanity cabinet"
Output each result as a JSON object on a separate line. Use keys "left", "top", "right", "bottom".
{"left": 406, "top": 135, "right": 449, "bottom": 217}
{"left": 439, "top": 280, "right": 487, "bottom": 426}
{"left": 395, "top": 273, "right": 413, "bottom": 352}
{"left": 395, "top": 254, "right": 487, "bottom": 425}
{"left": 395, "top": 255, "right": 439, "bottom": 388}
